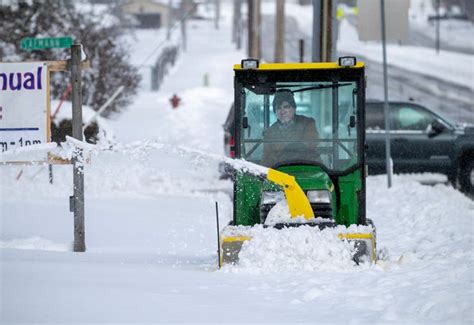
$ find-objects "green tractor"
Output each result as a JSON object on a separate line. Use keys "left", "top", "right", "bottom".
{"left": 219, "top": 57, "right": 376, "bottom": 265}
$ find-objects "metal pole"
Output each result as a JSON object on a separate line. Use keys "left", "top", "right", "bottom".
{"left": 48, "top": 164, "right": 53, "bottom": 184}
{"left": 299, "top": 39, "right": 304, "bottom": 63}
{"left": 381, "top": 0, "right": 392, "bottom": 188}
{"left": 436, "top": 0, "right": 440, "bottom": 54}
{"left": 312, "top": 0, "right": 322, "bottom": 62}
{"left": 70, "top": 43, "right": 86, "bottom": 251}
{"left": 215, "top": 202, "right": 221, "bottom": 269}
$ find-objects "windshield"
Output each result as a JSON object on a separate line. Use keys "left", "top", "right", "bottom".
{"left": 240, "top": 81, "right": 359, "bottom": 172}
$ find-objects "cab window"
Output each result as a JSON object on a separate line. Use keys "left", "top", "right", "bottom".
{"left": 392, "top": 105, "right": 434, "bottom": 131}
{"left": 240, "top": 81, "right": 360, "bottom": 172}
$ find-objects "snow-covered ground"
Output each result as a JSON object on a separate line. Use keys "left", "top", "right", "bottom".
{"left": 1, "top": 2, "right": 473, "bottom": 324}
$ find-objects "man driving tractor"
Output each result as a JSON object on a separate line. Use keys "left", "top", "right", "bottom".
{"left": 261, "top": 89, "right": 319, "bottom": 167}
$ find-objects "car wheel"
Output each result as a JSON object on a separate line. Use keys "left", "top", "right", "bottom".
{"left": 459, "top": 159, "right": 474, "bottom": 194}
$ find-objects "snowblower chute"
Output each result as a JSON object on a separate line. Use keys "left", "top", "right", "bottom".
{"left": 220, "top": 58, "right": 376, "bottom": 265}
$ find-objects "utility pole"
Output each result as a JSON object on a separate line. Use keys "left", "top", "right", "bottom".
{"left": 233, "top": 0, "right": 238, "bottom": 43}
{"left": 167, "top": 0, "right": 173, "bottom": 41}
{"left": 312, "top": 0, "right": 321, "bottom": 62}
{"left": 236, "top": 0, "right": 242, "bottom": 49}
{"left": 215, "top": 0, "right": 220, "bottom": 29}
{"left": 312, "top": 0, "right": 333, "bottom": 62}
{"left": 435, "top": 0, "right": 440, "bottom": 54}
{"left": 233, "top": 0, "right": 243, "bottom": 48}
{"left": 70, "top": 43, "right": 85, "bottom": 252}
{"left": 256, "top": 0, "right": 261, "bottom": 58}
{"left": 248, "top": 0, "right": 261, "bottom": 59}
{"left": 181, "top": 1, "right": 187, "bottom": 51}
{"left": 274, "top": 0, "right": 285, "bottom": 62}
{"left": 320, "top": 0, "right": 333, "bottom": 62}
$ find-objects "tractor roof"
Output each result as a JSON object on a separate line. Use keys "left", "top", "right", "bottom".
{"left": 233, "top": 62, "right": 365, "bottom": 71}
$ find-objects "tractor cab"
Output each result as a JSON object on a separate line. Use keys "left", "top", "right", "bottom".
{"left": 220, "top": 58, "right": 374, "bottom": 265}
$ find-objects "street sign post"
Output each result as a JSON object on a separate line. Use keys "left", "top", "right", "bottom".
{"left": 21, "top": 37, "right": 73, "bottom": 51}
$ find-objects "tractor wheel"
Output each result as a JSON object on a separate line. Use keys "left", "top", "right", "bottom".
{"left": 459, "top": 159, "right": 474, "bottom": 195}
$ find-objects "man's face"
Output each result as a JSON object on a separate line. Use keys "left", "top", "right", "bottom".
{"left": 276, "top": 101, "right": 296, "bottom": 124}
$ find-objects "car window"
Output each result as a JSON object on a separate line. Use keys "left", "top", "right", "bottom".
{"left": 393, "top": 105, "right": 434, "bottom": 131}
{"left": 366, "top": 103, "right": 385, "bottom": 130}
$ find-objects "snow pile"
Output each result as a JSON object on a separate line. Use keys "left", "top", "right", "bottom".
{"left": 264, "top": 199, "right": 320, "bottom": 225}
{"left": 265, "top": 200, "right": 294, "bottom": 225}
{"left": 367, "top": 176, "right": 474, "bottom": 262}
{"left": 0, "top": 142, "right": 57, "bottom": 163}
{"left": 222, "top": 223, "right": 376, "bottom": 274}
{"left": 229, "top": 225, "right": 358, "bottom": 273}
{"left": 0, "top": 237, "right": 69, "bottom": 252}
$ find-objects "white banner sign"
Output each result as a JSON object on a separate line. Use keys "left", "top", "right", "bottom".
{"left": 0, "top": 61, "right": 49, "bottom": 162}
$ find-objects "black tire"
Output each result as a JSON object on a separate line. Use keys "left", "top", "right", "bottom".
{"left": 459, "top": 159, "right": 474, "bottom": 195}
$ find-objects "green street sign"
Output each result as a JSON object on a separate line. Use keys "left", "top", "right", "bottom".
{"left": 21, "top": 36, "right": 73, "bottom": 51}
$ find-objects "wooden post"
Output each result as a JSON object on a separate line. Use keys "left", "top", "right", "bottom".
{"left": 233, "top": 0, "right": 242, "bottom": 46}
{"left": 248, "top": 0, "right": 261, "bottom": 59}
{"left": 70, "top": 43, "right": 86, "bottom": 252}
{"left": 248, "top": 0, "right": 255, "bottom": 57}
{"left": 321, "top": 0, "right": 332, "bottom": 62}
{"left": 274, "top": 0, "right": 285, "bottom": 62}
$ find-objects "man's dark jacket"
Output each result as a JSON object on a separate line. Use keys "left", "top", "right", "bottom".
{"left": 261, "top": 114, "right": 319, "bottom": 167}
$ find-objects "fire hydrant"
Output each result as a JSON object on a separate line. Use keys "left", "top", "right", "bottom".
{"left": 170, "top": 94, "right": 181, "bottom": 109}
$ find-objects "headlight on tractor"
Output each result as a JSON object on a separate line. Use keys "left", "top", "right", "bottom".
{"left": 306, "top": 190, "right": 331, "bottom": 204}
{"left": 262, "top": 191, "right": 285, "bottom": 205}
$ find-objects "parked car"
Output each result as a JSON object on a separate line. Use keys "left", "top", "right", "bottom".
{"left": 221, "top": 100, "right": 474, "bottom": 194}
{"left": 365, "top": 100, "right": 474, "bottom": 194}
